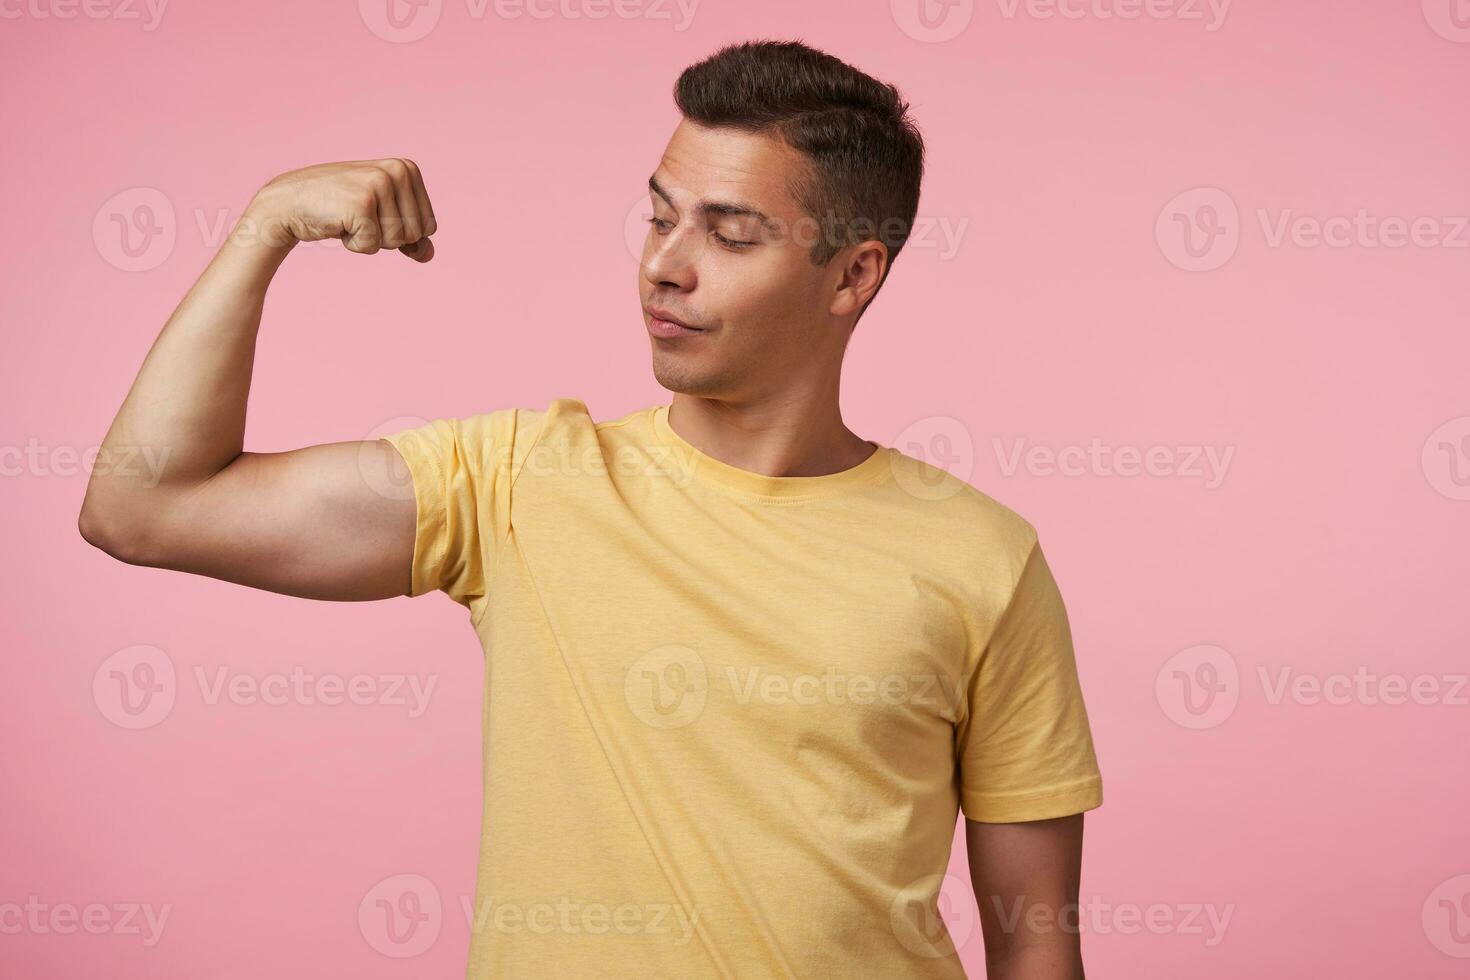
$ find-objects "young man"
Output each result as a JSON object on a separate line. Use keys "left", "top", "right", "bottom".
{"left": 80, "top": 40, "right": 1101, "bottom": 980}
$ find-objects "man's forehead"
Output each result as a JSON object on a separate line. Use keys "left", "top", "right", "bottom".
{"left": 652, "top": 120, "right": 806, "bottom": 216}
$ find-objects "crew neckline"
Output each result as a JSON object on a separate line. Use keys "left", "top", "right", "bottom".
{"left": 650, "top": 403, "right": 893, "bottom": 500}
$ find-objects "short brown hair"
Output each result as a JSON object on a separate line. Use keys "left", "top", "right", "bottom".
{"left": 674, "top": 40, "right": 925, "bottom": 305}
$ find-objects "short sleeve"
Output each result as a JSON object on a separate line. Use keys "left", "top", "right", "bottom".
{"left": 377, "top": 411, "right": 519, "bottom": 608}
{"left": 956, "top": 540, "right": 1103, "bottom": 823}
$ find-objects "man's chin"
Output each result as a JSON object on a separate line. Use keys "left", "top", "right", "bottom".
{"left": 651, "top": 354, "right": 728, "bottom": 398}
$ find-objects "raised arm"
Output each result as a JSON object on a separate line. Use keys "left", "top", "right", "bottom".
{"left": 966, "top": 814, "right": 1086, "bottom": 980}
{"left": 78, "top": 159, "right": 438, "bottom": 601}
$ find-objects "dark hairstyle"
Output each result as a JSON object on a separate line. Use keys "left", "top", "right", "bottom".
{"left": 674, "top": 39, "right": 925, "bottom": 309}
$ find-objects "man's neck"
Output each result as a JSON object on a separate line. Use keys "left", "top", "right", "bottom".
{"left": 666, "top": 390, "right": 876, "bottom": 479}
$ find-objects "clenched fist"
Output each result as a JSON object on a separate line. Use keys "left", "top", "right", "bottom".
{"left": 241, "top": 158, "right": 438, "bottom": 262}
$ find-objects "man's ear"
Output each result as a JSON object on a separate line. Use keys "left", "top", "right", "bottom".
{"left": 829, "top": 240, "right": 889, "bottom": 318}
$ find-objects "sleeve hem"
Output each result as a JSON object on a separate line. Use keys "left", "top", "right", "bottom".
{"left": 960, "top": 775, "right": 1102, "bottom": 824}
{"left": 378, "top": 431, "right": 447, "bottom": 599}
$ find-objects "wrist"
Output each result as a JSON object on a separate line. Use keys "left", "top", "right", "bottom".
{"left": 232, "top": 190, "right": 299, "bottom": 254}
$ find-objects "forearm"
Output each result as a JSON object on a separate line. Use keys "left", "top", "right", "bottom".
{"left": 986, "top": 940, "right": 1084, "bottom": 980}
{"left": 967, "top": 816, "right": 1087, "bottom": 980}
{"left": 88, "top": 209, "right": 292, "bottom": 502}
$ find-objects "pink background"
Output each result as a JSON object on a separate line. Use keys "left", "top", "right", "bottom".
{"left": 3, "top": 0, "right": 1468, "bottom": 977}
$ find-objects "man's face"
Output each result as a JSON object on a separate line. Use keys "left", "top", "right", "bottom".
{"left": 638, "top": 119, "right": 848, "bottom": 401}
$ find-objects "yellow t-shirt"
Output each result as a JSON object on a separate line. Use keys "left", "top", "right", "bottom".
{"left": 380, "top": 398, "right": 1101, "bottom": 979}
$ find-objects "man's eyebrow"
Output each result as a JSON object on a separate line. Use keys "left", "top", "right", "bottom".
{"left": 648, "top": 175, "right": 778, "bottom": 231}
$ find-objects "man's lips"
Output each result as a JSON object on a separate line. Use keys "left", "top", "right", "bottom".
{"left": 646, "top": 307, "right": 706, "bottom": 339}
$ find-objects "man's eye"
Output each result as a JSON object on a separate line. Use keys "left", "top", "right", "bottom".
{"left": 645, "top": 217, "right": 753, "bottom": 250}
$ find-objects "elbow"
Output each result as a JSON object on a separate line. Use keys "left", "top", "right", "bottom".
{"left": 78, "top": 495, "right": 163, "bottom": 567}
